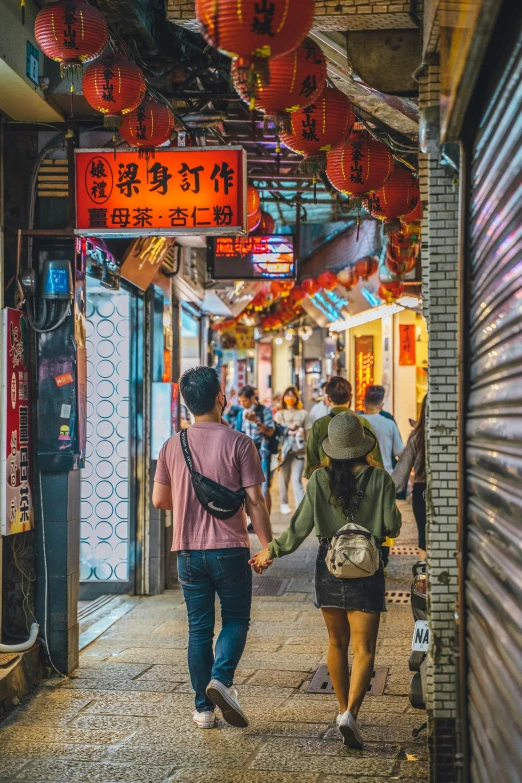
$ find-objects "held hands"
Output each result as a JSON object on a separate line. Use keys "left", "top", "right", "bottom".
{"left": 249, "top": 548, "right": 273, "bottom": 574}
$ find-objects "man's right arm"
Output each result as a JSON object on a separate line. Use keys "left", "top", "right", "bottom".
{"left": 245, "top": 484, "right": 272, "bottom": 547}
{"left": 152, "top": 481, "right": 173, "bottom": 510}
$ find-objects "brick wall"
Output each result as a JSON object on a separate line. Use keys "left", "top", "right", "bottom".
{"left": 165, "top": 0, "right": 417, "bottom": 30}
{"left": 419, "top": 61, "right": 459, "bottom": 783}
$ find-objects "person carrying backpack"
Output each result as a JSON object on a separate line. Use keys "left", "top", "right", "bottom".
{"left": 236, "top": 385, "right": 277, "bottom": 513}
{"left": 250, "top": 411, "right": 401, "bottom": 749}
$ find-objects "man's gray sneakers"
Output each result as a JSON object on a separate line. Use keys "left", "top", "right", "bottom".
{"left": 206, "top": 679, "right": 249, "bottom": 728}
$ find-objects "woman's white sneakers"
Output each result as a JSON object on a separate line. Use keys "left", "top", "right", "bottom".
{"left": 336, "top": 710, "right": 364, "bottom": 749}
{"left": 280, "top": 503, "right": 292, "bottom": 514}
{"left": 206, "top": 679, "right": 249, "bottom": 728}
{"left": 192, "top": 710, "right": 216, "bottom": 729}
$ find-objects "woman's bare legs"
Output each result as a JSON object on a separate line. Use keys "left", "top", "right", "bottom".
{"left": 347, "top": 611, "right": 380, "bottom": 718}
{"left": 321, "top": 608, "right": 351, "bottom": 713}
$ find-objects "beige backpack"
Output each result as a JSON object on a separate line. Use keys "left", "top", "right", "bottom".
{"left": 325, "top": 467, "right": 380, "bottom": 578}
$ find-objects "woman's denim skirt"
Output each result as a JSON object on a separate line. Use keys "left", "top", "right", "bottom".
{"left": 315, "top": 541, "right": 386, "bottom": 613}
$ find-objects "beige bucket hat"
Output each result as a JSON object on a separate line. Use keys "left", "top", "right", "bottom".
{"left": 322, "top": 410, "right": 376, "bottom": 461}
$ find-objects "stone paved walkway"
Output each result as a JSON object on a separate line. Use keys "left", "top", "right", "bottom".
{"left": 0, "top": 501, "right": 428, "bottom": 782}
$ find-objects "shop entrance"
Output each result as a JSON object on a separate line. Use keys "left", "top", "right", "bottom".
{"left": 80, "top": 278, "right": 139, "bottom": 599}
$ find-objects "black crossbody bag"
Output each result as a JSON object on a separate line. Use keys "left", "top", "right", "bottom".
{"left": 180, "top": 429, "right": 246, "bottom": 520}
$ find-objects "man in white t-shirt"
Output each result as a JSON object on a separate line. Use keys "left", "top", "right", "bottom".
{"left": 362, "top": 385, "right": 404, "bottom": 474}
{"left": 309, "top": 382, "right": 331, "bottom": 424}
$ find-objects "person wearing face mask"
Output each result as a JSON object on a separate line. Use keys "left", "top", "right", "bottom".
{"left": 153, "top": 367, "right": 272, "bottom": 732}
{"left": 275, "top": 386, "right": 312, "bottom": 514}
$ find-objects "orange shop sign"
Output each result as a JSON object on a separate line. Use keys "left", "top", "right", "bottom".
{"left": 74, "top": 147, "right": 247, "bottom": 237}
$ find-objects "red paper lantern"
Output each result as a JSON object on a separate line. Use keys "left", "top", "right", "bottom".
{"left": 317, "top": 270, "right": 338, "bottom": 290}
{"left": 301, "top": 278, "right": 320, "bottom": 296}
{"left": 404, "top": 198, "right": 422, "bottom": 222}
{"left": 120, "top": 100, "right": 175, "bottom": 149}
{"left": 248, "top": 208, "right": 262, "bottom": 232}
{"left": 280, "top": 88, "right": 355, "bottom": 173}
{"left": 232, "top": 37, "right": 326, "bottom": 115}
{"left": 256, "top": 211, "right": 276, "bottom": 234}
{"left": 196, "top": 0, "right": 315, "bottom": 60}
{"left": 337, "top": 267, "right": 360, "bottom": 289}
{"left": 378, "top": 280, "right": 404, "bottom": 302}
{"left": 35, "top": 0, "right": 109, "bottom": 77}
{"left": 385, "top": 251, "right": 416, "bottom": 276}
{"left": 326, "top": 131, "right": 394, "bottom": 196}
{"left": 83, "top": 55, "right": 146, "bottom": 128}
{"left": 367, "top": 167, "right": 420, "bottom": 233}
{"left": 247, "top": 185, "right": 261, "bottom": 217}
{"left": 271, "top": 280, "right": 294, "bottom": 296}
{"left": 355, "top": 256, "right": 379, "bottom": 280}
{"left": 289, "top": 284, "right": 306, "bottom": 302}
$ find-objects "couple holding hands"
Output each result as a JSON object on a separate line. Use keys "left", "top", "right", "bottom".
{"left": 153, "top": 367, "right": 401, "bottom": 749}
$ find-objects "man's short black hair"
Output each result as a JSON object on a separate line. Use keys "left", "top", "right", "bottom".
{"left": 325, "top": 376, "right": 352, "bottom": 405}
{"left": 238, "top": 385, "right": 257, "bottom": 400}
{"left": 321, "top": 381, "right": 328, "bottom": 391}
{"left": 365, "top": 385, "right": 385, "bottom": 406}
{"left": 180, "top": 366, "right": 221, "bottom": 416}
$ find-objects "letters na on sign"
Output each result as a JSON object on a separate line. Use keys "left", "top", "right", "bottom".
{"left": 75, "top": 147, "right": 247, "bottom": 237}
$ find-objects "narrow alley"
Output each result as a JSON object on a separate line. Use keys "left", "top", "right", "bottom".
{"left": 0, "top": 502, "right": 426, "bottom": 783}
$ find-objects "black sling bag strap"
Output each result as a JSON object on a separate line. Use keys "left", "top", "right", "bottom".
{"left": 179, "top": 429, "right": 246, "bottom": 520}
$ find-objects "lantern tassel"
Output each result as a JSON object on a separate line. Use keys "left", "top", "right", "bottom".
{"left": 313, "top": 175, "right": 317, "bottom": 204}
{"left": 21, "top": 0, "right": 25, "bottom": 24}
{"left": 275, "top": 136, "right": 281, "bottom": 176}
{"left": 69, "top": 82, "right": 74, "bottom": 117}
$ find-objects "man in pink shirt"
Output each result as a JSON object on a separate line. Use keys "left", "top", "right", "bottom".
{"left": 153, "top": 366, "right": 272, "bottom": 731}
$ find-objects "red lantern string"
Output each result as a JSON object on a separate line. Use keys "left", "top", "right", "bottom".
{"left": 355, "top": 256, "right": 379, "bottom": 280}
{"left": 367, "top": 167, "right": 420, "bottom": 234}
{"left": 337, "top": 267, "right": 360, "bottom": 290}
{"left": 317, "top": 270, "right": 338, "bottom": 290}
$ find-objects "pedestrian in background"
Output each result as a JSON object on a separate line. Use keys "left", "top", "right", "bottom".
{"left": 309, "top": 381, "right": 331, "bottom": 424}
{"left": 152, "top": 367, "right": 272, "bottom": 730}
{"left": 275, "top": 386, "right": 312, "bottom": 514}
{"left": 362, "top": 386, "right": 403, "bottom": 474}
{"left": 305, "top": 376, "right": 383, "bottom": 478}
{"left": 392, "top": 394, "right": 427, "bottom": 560}
{"left": 236, "top": 385, "right": 276, "bottom": 513}
{"left": 251, "top": 412, "right": 401, "bottom": 749}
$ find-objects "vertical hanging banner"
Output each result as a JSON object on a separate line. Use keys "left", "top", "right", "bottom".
{"left": 75, "top": 147, "right": 247, "bottom": 236}
{"left": 399, "top": 324, "right": 416, "bottom": 366}
{"left": 354, "top": 335, "right": 374, "bottom": 412}
{"left": 1, "top": 309, "right": 34, "bottom": 535}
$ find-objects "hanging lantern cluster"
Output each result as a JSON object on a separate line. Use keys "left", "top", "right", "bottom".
{"left": 119, "top": 99, "right": 176, "bottom": 154}
{"left": 280, "top": 87, "right": 356, "bottom": 175}
{"left": 232, "top": 37, "right": 326, "bottom": 123}
{"left": 35, "top": 0, "right": 109, "bottom": 78}
{"left": 378, "top": 280, "right": 404, "bottom": 303}
{"left": 196, "top": 0, "right": 315, "bottom": 64}
{"left": 366, "top": 166, "right": 420, "bottom": 234}
{"left": 82, "top": 54, "right": 147, "bottom": 128}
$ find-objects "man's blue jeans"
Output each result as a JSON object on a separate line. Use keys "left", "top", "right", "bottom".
{"left": 177, "top": 547, "right": 252, "bottom": 712}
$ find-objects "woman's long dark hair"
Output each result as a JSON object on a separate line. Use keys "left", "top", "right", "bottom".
{"left": 326, "top": 455, "right": 371, "bottom": 519}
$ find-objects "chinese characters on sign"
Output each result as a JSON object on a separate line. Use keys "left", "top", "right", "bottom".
{"left": 399, "top": 324, "right": 416, "bottom": 366}
{"left": 355, "top": 335, "right": 374, "bottom": 412}
{"left": 75, "top": 148, "right": 247, "bottom": 236}
{"left": 2, "top": 310, "right": 33, "bottom": 535}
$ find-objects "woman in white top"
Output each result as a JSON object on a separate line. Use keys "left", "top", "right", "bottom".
{"left": 274, "top": 387, "right": 312, "bottom": 514}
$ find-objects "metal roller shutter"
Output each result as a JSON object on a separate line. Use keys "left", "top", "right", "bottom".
{"left": 466, "top": 24, "right": 522, "bottom": 783}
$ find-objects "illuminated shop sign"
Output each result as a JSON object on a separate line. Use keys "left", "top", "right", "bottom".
{"left": 75, "top": 147, "right": 247, "bottom": 236}
{"left": 209, "top": 235, "right": 295, "bottom": 280}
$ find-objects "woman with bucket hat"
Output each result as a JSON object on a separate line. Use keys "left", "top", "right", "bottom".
{"left": 250, "top": 411, "right": 401, "bottom": 749}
